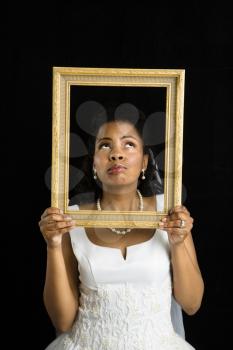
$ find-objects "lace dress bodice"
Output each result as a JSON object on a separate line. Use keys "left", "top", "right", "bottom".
{"left": 45, "top": 194, "right": 195, "bottom": 349}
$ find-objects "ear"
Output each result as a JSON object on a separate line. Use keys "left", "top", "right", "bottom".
{"left": 142, "top": 153, "right": 149, "bottom": 170}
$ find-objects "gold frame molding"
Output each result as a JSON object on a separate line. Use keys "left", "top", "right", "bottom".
{"left": 51, "top": 67, "right": 185, "bottom": 228}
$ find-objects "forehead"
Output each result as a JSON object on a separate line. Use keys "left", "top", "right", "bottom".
{"left": 96, "top": 121, "right": 140, "bottom": 138}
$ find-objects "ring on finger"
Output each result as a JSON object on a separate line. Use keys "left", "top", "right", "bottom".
{"left": 180, "top": 219, "right": 185, "bottom": 228}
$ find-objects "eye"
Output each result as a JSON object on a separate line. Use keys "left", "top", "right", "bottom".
{"left": 99, "top": 142, "right": 111, "bottom": 149}
{"left": 125, "top": 141, "right": 135, "bottom": 148}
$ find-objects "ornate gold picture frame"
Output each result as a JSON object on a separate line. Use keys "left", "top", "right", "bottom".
{"left": 51, "top": 67, "right": 185, "bottom": 228}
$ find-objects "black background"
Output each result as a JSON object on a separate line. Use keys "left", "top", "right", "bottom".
{"left": 5, "top": 2, "right": 233, "bottom": 349}
{"left": 68, "top": 85, "right": 166, "bottom": 204}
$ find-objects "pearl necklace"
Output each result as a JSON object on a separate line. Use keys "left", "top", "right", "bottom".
{"left": 96, "top": 189, "right": 144, "bottom": 235}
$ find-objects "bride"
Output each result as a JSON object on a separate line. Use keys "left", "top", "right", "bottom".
{"left": 39, "top": 107, "right": 204, "bottom": 349}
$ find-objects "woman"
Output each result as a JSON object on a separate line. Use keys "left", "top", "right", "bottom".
{"left": 39, "top": 106, "right": 204, "bottom": 349}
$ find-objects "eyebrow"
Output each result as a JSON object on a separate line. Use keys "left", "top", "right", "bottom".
{"left": 96, "top": 135, "right": 139, "bottom": 143}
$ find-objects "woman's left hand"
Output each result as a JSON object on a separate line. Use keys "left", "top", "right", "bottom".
{"left": 158, "top": 205, "right": 194, "bottom": 245}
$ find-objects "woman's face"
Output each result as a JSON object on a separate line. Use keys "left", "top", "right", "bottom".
{"left": 93, "top": 121, "right": 148, "bottom": 190}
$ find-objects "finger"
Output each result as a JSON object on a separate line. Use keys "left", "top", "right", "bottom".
{"left": 54, "top": 220, "right": 75, "bottom": 230}
{"left": 43, "top": 213, "right": 73, "bottom": 224}
{"left": 169, "top": 212, "right": 193, "bottom": 224}
{"left": 164, "top": 227, "right": 189, "bottom": 236}
{"left": 41, "top": 207, "right": 63, "bottom": 219}
{"left": 57, "top": 226, "right": 75, "bottom": 235}
{"left": 170, "top": 207, "right": 188, "bottom": 215}
{"left": 169, "top": 206, "right": 190, "bottom": 215}
{"left": 42, "top": 207, "right": 63, "bottom": 219}
{"left": 161, "top": 214, "right": 187, "bottom": 224}
{"left": 41, "top": 220, "right": 75, "bottom": 231}
{"left": 45, "top": 226, "right": 76, "bottom": 236}
{"left": 169, "top": 213, "right": 187, "bottom": 222}
{"left": 160, "top": 219, "right": 193, "bottom": 231}
{"left": 160, "top": 219, "right": 186, "bottom": 229}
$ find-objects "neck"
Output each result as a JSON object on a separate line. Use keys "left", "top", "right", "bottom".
{"left": 100, "top": 188, "right": 141, "bottom": 211}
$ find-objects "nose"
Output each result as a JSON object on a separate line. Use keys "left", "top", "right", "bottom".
{"left": 109, "top": 152, "right": 124, "bottom": 161}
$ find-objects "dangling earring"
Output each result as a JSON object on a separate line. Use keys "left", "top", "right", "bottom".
{"left": 93, "top": 168, "right": 97, "bottom": 180}
{"left": 141, "top": 169, "right": 146, "bottom": 180}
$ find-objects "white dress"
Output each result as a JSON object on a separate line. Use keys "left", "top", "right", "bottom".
{"left": 45, "top": 194, "right": 195, "bottom": 349}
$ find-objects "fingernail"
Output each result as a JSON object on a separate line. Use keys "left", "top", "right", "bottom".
{"left": 64, "top": 216, "right": 72, "bottom": 220}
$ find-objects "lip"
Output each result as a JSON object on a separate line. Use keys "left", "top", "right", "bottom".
{"left": 107, "top": 164, "right": 127, "bottom": 174}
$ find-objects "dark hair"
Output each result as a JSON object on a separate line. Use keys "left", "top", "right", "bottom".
{"left": 69, "top": 103, "right": 163, "bottom": 205}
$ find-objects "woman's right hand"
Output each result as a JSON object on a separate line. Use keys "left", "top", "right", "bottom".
{"left": 38, "top": 207, "right": 76, "bottom": 248}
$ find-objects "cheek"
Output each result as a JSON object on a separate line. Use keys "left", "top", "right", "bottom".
{"left": 127, "top": 150, "right": 144, "bottom": 166}
{"left": 94, "top": 153, "right": 106, "bottom": 169}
